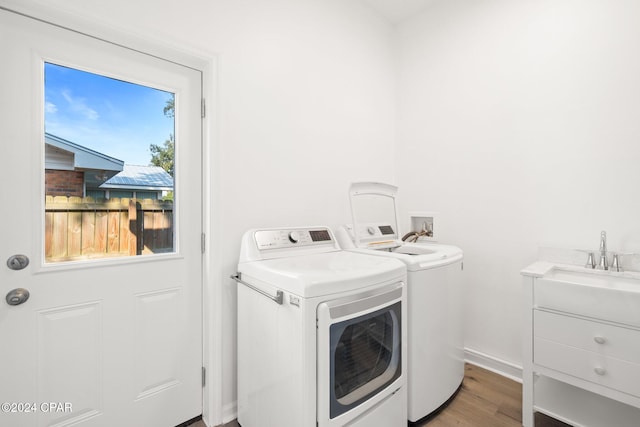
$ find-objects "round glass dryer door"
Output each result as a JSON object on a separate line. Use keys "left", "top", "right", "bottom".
{"left": 329, "top": 301, "right": 401, "bottom": 418}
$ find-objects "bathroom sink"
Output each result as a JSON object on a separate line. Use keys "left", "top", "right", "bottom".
{"left": 535, "top": 266, "right": 640, "bottom": 327}
{"left": 546, "top": 267, "right": 640, "bottom": 291}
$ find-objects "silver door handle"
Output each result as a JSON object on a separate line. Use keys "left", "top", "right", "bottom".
{"left": 6, "top": 288, "right": 30, "bottom": 306}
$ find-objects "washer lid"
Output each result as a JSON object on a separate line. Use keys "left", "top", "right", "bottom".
{"left": 349, "top": 182, "right": 401, "bottom": 250}
{"left": 345, "top": 243, "right": 463, "bottom": 271}
{"left": 238, "top": 250, "right": 405, "bottom": 298}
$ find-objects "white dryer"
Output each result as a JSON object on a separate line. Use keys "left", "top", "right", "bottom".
{"left": 233, "top": 226, "right": 407, "bottom": 427}
{"left": 335, "top": 182, "right": 464, "bottom": 424}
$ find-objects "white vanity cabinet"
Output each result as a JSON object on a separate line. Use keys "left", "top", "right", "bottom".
{"left": 522, "top": 262, "right": 640, "bottom": 427}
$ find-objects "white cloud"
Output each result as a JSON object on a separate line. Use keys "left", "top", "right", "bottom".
{"left": 62, "top": 89, "right": 99, "bottom": 120}
{"left": 45, "top": 101, "right": 58, "bottom": 114}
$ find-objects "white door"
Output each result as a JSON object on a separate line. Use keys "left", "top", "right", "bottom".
{"left": 0, "top": 9, "right": 203, "bottom": 427}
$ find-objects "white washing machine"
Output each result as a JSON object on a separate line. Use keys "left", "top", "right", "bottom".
{"left": 233, "top": 226, "right": 408, "bottom": 427}
{"left": 335, "top": 182, "right": 464, "bottom": 424}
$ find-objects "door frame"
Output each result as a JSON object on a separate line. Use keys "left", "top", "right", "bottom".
{"left": 0, "top": 2, "right": 222, "bottom": 426}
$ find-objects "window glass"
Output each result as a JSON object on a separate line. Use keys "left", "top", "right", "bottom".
{"left": 44, "top": 62, "right": 175, "bottom": 262}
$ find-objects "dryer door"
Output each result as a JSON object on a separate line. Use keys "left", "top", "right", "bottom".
{"left": 317, "top": 283, "right": 404, "bottom": 427}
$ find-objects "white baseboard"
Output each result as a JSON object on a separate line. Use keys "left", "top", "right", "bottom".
{"left": 222, "top": 402, "right": 237, "bottom": 425}
{"left": 464, "top": 347, "right": 523, "bottom": 383}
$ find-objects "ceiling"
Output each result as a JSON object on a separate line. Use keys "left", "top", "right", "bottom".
{"left": 359, "top": 0, "right": 437, "bottom": 24}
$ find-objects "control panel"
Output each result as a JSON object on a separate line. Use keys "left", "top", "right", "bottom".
{"left": 352, "top": 223, "right": 396, "bottom": 239}
{"left": 254, "top": 227, "right": 334, "bottom": 250}
{"left": 343, "top": 223, "right": 399, "bottom": 249}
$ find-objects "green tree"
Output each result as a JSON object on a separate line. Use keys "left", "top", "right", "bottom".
{"left": 150, "top": 97, "right": 175, "bottom": 176}
{"left": 150, "top": 134, "right": 174, "bottom": 177}
{"left": 163, "top": 98, "right": 174, "bottom": 118}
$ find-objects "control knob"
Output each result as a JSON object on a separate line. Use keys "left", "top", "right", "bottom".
{"left": 288, "top": 231, "right": 300, "bottom": 243}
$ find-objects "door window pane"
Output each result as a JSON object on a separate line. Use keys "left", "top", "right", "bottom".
{"left": 44, "top": 63, "right": 175, "bottom": 262}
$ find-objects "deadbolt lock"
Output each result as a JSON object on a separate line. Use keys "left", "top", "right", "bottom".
{"left": 7, "top": 254, "right": 29, "bottom": 271}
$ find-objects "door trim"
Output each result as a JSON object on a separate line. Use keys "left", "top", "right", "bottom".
{"left": 0, "top": 2, "right": 222, "bottom": 426}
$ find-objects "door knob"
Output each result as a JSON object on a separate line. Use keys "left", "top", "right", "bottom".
{"left": 6, "top": 288, "right": 30, "bottom": 306}
{"left": 7, "top": 254, "right": 29, "bottom": 271}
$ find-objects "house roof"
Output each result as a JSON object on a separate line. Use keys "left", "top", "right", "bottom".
{"left": 100, "top": 165, "right": 174, "bottom": 191}
{"left": 45, "top": 133, "right": 124, "bottom": 172}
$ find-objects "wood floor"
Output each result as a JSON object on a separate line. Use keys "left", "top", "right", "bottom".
{"left": 186, "top": 364, "right": 570, "bottom": 427}
{"left": 413, "top": 364, "right": 568, "bottom": 427}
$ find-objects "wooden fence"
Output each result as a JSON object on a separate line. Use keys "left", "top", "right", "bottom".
{"left": 45, "top": 196, "right": 174, "bottom": 262}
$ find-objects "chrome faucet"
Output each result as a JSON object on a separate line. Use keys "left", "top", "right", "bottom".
{"left": 597, "top": 231, "right": 608, "bottom": 270}
{"left": 585, "top": 231, "right": 624, "bottom": 272}
{"left": 585, "top": 252, "right": 596, "bottom": 269}
{"left": 611, "top": 253, "right": 622, "bottom": 272}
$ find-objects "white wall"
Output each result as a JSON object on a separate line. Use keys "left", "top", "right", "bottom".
{"left": 15, "top": 0, "right": 396, "bottom": 422}
{"left": 396, "top": 0, "right": 640, "bottom": 369}
{"left": 210, "top": 2, "right": 396, "bottom": 418}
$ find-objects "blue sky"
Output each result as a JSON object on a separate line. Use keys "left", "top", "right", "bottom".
{"left": 45, "top": 63, "right": 174, "bottom": 166}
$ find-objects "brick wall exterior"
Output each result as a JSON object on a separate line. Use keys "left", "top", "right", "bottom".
{"left": 45, "top": 170, "right": 84, "bottom": 197}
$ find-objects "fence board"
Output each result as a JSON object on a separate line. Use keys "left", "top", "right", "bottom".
{"left": 128, "top": 200, "right": 142, "bottom": 256}
{"left": 143, "top": 211, "right": 154, "bottom": 254}
{"left": 153, "top": 211, "right": 164, "bottom": 250}
{"left": 68, "top": 211, "right": 82, "bottom": 257}
{"left": 160, "top": 211, "right": 173, "bottom": 250}
{"left": 95, "top": 211, "right": 108, "bottom": 254}
{"left": 82, "top": 211, "right": 96, "bottom": 254}
{"left": 45, "top": 197, "right": 173, "bottom": 262}
{"left": 107, "top": 211, "right": 120, "bottom": 254}
{"left": 52, "top": 212, "right": 68, "bottom": 258}
{"left": 51, "top": 212, "right": 68, "bottom": 257}
{"left": 119, "top": 211, "right": 130, "bottom": 254}
{"left": 45, "top": 212, "right": 53, "bottom": 258}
